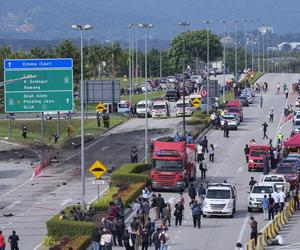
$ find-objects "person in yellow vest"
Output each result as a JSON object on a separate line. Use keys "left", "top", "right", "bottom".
{"left": 277, "top": 132, "right": 283, "bottom": 146}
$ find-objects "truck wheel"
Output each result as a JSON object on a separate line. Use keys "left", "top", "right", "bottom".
{"left": 248, "top": 207, "right": 252, "bottom": 212}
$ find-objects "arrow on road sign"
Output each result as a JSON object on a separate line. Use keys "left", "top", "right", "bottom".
{"left": 192, "top": 98, "right": 201, "bottom": 108}
{"left": 89, "top": 160, "right": 107, "bottom": 179}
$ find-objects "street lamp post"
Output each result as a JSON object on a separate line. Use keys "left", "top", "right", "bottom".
{"left": 262, "top": 24, "right": 265, "bottom": 73}
{"left": 251, "top": 20, "right": 254, "bottom": 70}
{"left": 221, "top": 20, "right": 227, "bottom": 103}
{"left": 203, "top": 20, "right": 212, "bottom": 115}
{"left": 257, "top": 19, "right": 260, "bottom": 72}
{"left": 234, "top": 20, "right": 238, "bottom": 85}
{"left": 128, "top": 24, "right": 134, "bottom": 105}
{"left": 178, "top": 21, "right": 190, "bottom": 133}
{"left": 138, "top": 23, "right": 153, "bottom": 163}
{"left": 244, "top": 20, "right": 248, "bottom": 72}
{"left": 71, "top": 24, "right": 93, "bottom": 210}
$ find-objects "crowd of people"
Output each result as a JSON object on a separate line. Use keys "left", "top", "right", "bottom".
{"left": 0, "top": 230, "right": 20, "bottom": 250}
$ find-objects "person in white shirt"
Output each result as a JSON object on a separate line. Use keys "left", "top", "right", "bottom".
{"left": 278, "top": 188, "right": 285, "bottom": 212}
{"left": 271, "top": 189, "right": 280, "bottom": 215}
{"left": 142, "top": 187, "right": 150, "bottom": 200}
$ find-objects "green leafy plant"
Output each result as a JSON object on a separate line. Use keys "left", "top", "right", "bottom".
{"left": 42, "top": 235, "right": 60, "bottom": 247}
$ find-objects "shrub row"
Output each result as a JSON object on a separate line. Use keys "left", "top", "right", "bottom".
{"left": 110, "top": 163, "right": 150, "bottom": 186}
{"left": 46, "top": 215, "right": 96, "bottom": 238}
{"left": 61, "top": 235, "right": 91, "bottom": 250}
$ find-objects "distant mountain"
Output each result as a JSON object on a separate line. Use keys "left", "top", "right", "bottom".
{"left": 1, "top": 0, "right": 300, "bottom": 42}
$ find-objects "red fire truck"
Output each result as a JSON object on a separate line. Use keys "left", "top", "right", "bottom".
{"left": 151, "top": 141, "right": 196, "bottom": 191}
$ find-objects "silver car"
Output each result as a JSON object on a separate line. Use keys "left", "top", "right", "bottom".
{"left": 293, "top": 119, "right": 300, "bottom": 133}
{"left": 221, "top": 114, "right": 239, "bottom": 130}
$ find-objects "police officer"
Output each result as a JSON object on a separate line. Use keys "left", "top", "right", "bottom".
{"left": 96, "top": 112, "right": 101, "bottom": 127}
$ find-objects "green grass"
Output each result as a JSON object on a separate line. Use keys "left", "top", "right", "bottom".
{"left": 96, "top": 77, "right": 159, "bottom": 89}
{"left": 0, "top": 116, "right": 128, "bottom": 147}
{"left": 240, "top": 72, "right": 264, "bottom": 86}
{"left": 121, "top": 91, "right": 165, "bottom": 105}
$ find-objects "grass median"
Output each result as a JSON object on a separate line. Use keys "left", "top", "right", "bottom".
{"left": 0, "top": 116, "right": 128, "bottom": 147}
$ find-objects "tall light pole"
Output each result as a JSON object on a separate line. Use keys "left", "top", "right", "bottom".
{"left": 159, "top": 50, "right": 162, "bottom": 79}
{"left": 262, "top": 24, "right": 265, "bottom": 72}
{"left": 138, "top": 23, "right": 153, "bottom": 163}
{"left": 128, "top": 24, "right": 134, "bottom": 105}
{"left": 234, "top": 20, "right": 238, "bottom": 85}
{"left": 221, "top": 20, "right": 227, "bottom": 103}
{"left": 257, "top": 19, "right": 260, "bottom": 72}
{"left": 178, "top": 21, "right": 190, "bottom": 133}
{"left": 251, "top": 20, "right": 254, "bottom": 70}
{"left": 71, "top": 24, "right": 93, "bottom": 210}
{"left": 266, "top": 26, "right": 269, "bottom": 73}
{"left": 203, "top": 20, "right": 212, "bottom": 115}
{"left": 244, "top": 19, "right": 248, "bottom": 72}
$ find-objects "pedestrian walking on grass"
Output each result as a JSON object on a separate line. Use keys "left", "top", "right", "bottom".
{"left": 262, "top": 122, "right": 268, "bottom": 139}
{"left": 249, "top": 217, "right": 258, "bottom": 246}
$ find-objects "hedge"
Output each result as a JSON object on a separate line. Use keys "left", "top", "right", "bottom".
{"left": 61, "top": 235, "right": 91, "bottom": 250}
{"left": 92, "top": 182, "right": 146, "bottom": 211}
{"left": 46, "top": 215, "right": 96, "bottom": 238}
{"left": 110, "top": 163, "right": 150, "bottom": 186}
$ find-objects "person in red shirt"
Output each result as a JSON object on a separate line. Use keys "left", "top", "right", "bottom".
{"left": 0, "top": 231, "right": 5, "bottom": 250}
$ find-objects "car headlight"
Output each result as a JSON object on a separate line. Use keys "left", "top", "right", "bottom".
{"left": 249, "top": 159, "right": 254, "bottom": 163}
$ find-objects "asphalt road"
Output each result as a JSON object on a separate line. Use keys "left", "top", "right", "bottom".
{"left": 0, "top": 73, "right": 298, "bottom": 249}
{"left": 120, "top": 73, "right": 298, "bottom": 250}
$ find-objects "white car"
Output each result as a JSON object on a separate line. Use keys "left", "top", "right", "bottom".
{"left": 248, "top": 183, "right": 275, "bottom": 212}
{"left": 203, "top": 183, "right": 237, "bottom": 218}
{"left": 190, "top": 75, "right": 202, "bottom": 84}
{"left": 136, "top": 100, "right": 153, "bottom": 118}
{"left": 220, "top": 114, "right": 239, "bottom": 130}
{"left": 167, "top": 76, "right": 177, "bottom": 83}
{"left": 152, "top": 100, "right": 170, "bottom": 118}
{"left": 260, "top": 174, "right": 291, "bottom": 196}
{"left": 175, "top": 99, "right": 193, "bottom": 116}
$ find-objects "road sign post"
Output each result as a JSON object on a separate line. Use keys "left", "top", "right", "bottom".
{"left": 4, "top": 59, "right": 73, "bottom": 113}
{"left": 89, "top": 160, "right": 108, "bottom": 203}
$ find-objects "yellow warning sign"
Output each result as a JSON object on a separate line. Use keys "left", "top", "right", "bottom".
{"left": 89, "top": 160, "right": 107, "bottom": 179}
{"left": 96, "top": 102, "right": 106, "bottom": 113}
{"left": 192, "top": 98, "right": 201, "bottom": 108}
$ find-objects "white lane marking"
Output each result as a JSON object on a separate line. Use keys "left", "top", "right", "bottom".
{"left": 7, "top": 200, "right": 21, "bottom": 209}
{"left": 237, "top": 214, "right": 250, "bottom": 245}
{"left": 238, "top": 167, "right": 243, "bottom": 172}
{"left": 101, "top": 146, "right": 109, "bottom": 151}
{"left": 32, "top": 243, "right": 42, "bottom": 250}
{"left": 60, "top": 198, "right": 73, "bottom": 206}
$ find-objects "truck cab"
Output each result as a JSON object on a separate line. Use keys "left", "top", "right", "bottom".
{"left": 203, "top": 183, "right": 237, "bottom": 218}
{"left": 247, "top": 145, "right": 270, "bottom": 172}
{"left": 117, "top": 100, "right": 131, "bottom": 114}
{"left": 151, "top": 141, "right": 196, "bottom": 191}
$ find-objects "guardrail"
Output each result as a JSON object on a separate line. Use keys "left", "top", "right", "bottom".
{"left": 244, "top": 195, "right": 299, "bottom": 250}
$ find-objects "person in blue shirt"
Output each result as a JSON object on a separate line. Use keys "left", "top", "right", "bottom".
{"left": 262, "top": 194, "right": 269, "bottom": 220}
{"left": 174, "top": 132, "right": 180, "bottom": 142}
{"left": 186, "top": 133, "right": 193, "bottom": 144}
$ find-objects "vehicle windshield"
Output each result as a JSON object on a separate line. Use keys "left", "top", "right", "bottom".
{"left": 153, "top": 105, "right": 166, "bottom": 110}
{"left": 281, "top": 158, "right": 298, "bottom": 163}
{"left": 153, "top": 160, "right": 183, "bottom": 170}
{"left": 250, "top": 151, "right": 266, "bottom": 157}
{"left": 223, "top": 116, "right": 235, "bottom": 120}
{"left": 264, "top": 176, "right": 284, "bottom": 182}
{"left": 206, "top": 189, "right": 231, "bottom": 199}
{"left": 176, "top": 103, "right": 189, "bottom": 108}
{"left": 137, "top": 104, "right": 146, "bottom": 109}
{"left": 276, "top": 167, "right": 296, "bottom": 174}
{"left": 118, "top": 104, "right": 129, "bottom": 108}
{"left": 227, "top": 109, "right": 239, "bottom": 113}
{"left": 252, "top": 186, "right": 273, "bottom": 194}
{"left": 294, "top": 121, "right": 300, "bottom": 126}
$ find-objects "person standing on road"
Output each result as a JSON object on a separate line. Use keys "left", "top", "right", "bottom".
{"left": 152, "top": 228, "right": 161, "bottom": 250}
{"left": 199, "top": 161, "right": 207, "bottom": 179}
{"left": 197, "top": 142, "right": 204, "bottom": 163}
{"left": 209, "top": 144, "right": 214, "bottom": 162}
{"left": 244, "top": 144, "right": 250, "bottom": 163}
{"left": 285, "top": 88, "right": 289, "bottom": 99}
{"left": 223, "top": 121, "right": 229, "bottom": 138}
{"left": 191, "top": 200, "right": 202, "bottom": 228}
{"left": 0, "top": 231, "right": 5, "bottom": 250}
{"left": 141, "top": 227, "right": 149, "bottom": 250}
{"left": 263, "top": 153, "right": 269, "bottom": 175}
{"left": 249, "top": 217, "right": 258, "bottom": 245}
{"left": 249, "top": 177, "right": 257, "bottom": 192}
{"left": 269, "top": 108, "right": 274, "bottom": 123}
{"left": 130, "top": 146, "right": 138, "bottom": 163}
{"left": 151, "top": 194, "right": 158, "bottom": 221}
{"left": 174, "top": 132, "right": 180, "bottom": 142}
{"left": 292, "top": 188, "right": 300, "bottom": 210}
{"left": 198, "top": 184, "right": 206, "bottom": 204}
{"left": 272, "top": 188, "right": 280, "bottom": 215}
{"left": 157, "top": 194, "right": 165, "bottom": 220}
{"left": 96, "top": 112, "right": 101, "bottom": 127}
{"left": 162, "top": 203, "right": 171, "bottom": 227}
{"left": 262, "top": 122, "right": 269, "bottom": 139}
{"left": 268, "top": 194, "right": 275, "bottom": 220}
{"left": 91, "top": 227, "right": 101, "bottom": 250}
{"left": 174, "top": 201, "right": 184, "bottom": 226}
{"left": 158, "top": 229, "right": 169, "bottom": 250}
{"left": 262, "top": 195, "right": 269, "bottom": 220}
{"left": 202, "top": 136, "right": 209, "bottom": 153}
{"left": 260, "top": 96, "right": 263, "bottom": 108}
{"left": 278, "top": 188, "right": 285, "bottom": 212}
{"left": 188, "top": 183, "right": 197, "bottom": 202}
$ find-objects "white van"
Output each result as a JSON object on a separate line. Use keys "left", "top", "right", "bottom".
{"left": 152, "top": 100, "right": 170, "bottom": 118}
{"left": 117, "top": 100, "right": 131, "bottom": 114}
{"left": 175, "top": 99, "right": 193, "bottom": 116}
{"left": 203, "top": 183, "right": 237, "bottom": 218}
{"left": 136, "top": 100, "right": 153, "bottom": 118}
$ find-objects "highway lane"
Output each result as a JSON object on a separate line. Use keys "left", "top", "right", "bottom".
{"left": 144, "top": 73, "right": 300, "bottom": 250}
